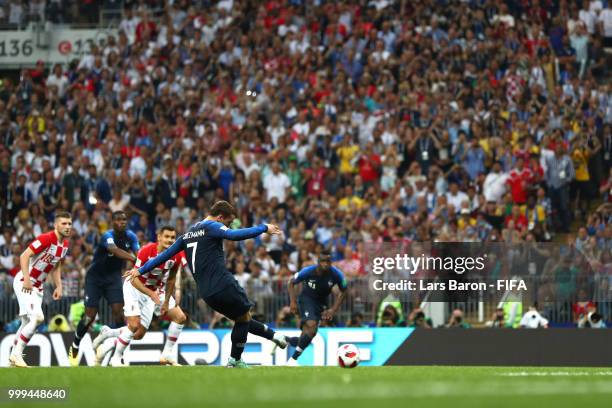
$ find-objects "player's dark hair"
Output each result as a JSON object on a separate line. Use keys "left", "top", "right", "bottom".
{"left": 320, "top": 249, "right": 332, "bottom": 258}
{"left": 209, "top": 200, "right": 237, "bottom": 219}
{"left": 54, "top": 211, "right": 72, "bottom": 220}
{"left": 159, "top": 225, "right": 176, "bottom": 234}
{"left": 112, "top": 210, "right": 127, "bottom": 220}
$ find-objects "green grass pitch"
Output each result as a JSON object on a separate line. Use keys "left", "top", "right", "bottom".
{"left": 2, "top": 366, "right": 612, "bottom": 408}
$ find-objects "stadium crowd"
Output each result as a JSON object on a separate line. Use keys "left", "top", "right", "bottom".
{"left": 1, "top": 0, "right": 612, "bottom": 329}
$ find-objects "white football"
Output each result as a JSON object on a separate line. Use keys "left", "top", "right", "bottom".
{"left": 337, "top": 343, "right": 360, "bottom": 368}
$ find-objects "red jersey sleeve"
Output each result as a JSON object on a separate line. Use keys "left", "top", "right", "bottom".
{"left": 29, "top": 232, "right": 54, "bottom": 255}
{"left": 135, "top": 244, "right": 153, "bottom": 268}
{"left": 172, "top": 251, "right": 187, "bottom": 272}
{"left": 506, "top": 170, "right": 516, "bottom": 185}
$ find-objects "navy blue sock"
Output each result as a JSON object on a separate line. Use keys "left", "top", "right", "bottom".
{"left": 248, "top": 319, "right": 274, "bottom": 340}
{"left": 287, "top": 337, "right": 299, "bottom": 347}
{"left": 72, "top": 317, "right": 90, "bottom": 347}
{"left": 230, "top": 321, "right": 249, "bottom": 360}
{"left": 291, "top": 332, "right": 313, "bottom": 360}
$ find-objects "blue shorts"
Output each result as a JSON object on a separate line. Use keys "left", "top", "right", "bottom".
{"left": 84, "top": 273, "right": 124, "bottom": 308}
{"left": 298, "top": 295, "right": 326, "bottom": 322}
{"left": 203, "top": 281, "right": 252, "bottom": 320}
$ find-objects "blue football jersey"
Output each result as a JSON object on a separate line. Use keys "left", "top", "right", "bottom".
{"left": 293, "top": 265, "right": 348, "bottom": 302}
{"left": 88, "top": 229, "right": 139, "bottom": 280}
{"left": 138, "top": 220, "right": 268, "bottom": 298}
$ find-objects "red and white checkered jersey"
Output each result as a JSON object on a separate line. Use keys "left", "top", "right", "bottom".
{"left": 26, "top": 231, "right": 69, "bottom": 289}
{"left": 135, "top": 242, "right": 187, "bottom": 292}
{"left": 505, "top": 73, "right": 524, "bottom": 101}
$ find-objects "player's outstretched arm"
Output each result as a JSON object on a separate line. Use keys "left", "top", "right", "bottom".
{"left": 138, "top": 236, "right": 185, "bottom": 275}
{"left": 207, "top": 222, "right": 281, "bottom": 241}
{"left": 223, "top": 225, "right": 267, "bottom": 240}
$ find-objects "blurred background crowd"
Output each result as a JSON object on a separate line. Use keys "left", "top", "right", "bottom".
{"left": 1, "top": 0, "right": 612, "bottom": 332}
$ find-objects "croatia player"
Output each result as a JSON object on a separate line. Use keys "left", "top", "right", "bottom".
{"left": 69, "top": 211, "right": 139, "bottom": 366}
{"left": 9, "top": 211, "right": 72, "bottom": 367}
{"left": 93, "top": 226, "right": 187, "bottom": 366}
{"left": 125, "top": 200, "right": 289, "bottom": 368}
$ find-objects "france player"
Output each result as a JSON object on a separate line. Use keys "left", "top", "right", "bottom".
{"left": 125, "top": 200, "right": 288, "bottom": 368}
{"left": 69, "top": 211, "right": 139, "bottom": 366}
{"left": 285, "top": 251, "right": 348, "bottom": 366}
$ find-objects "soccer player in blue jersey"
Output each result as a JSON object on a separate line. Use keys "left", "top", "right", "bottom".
{"left": 69, "top": 211, "right": 139, "bottom": 366}
{"left": 285, "top": 250, "right": 348, "bottom": 366}
{"left": 125, "top": 200, "right": 288, "bottom": 368}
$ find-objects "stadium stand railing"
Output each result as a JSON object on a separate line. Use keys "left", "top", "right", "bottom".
{"left": 1, "top": 274, "right": 609, "bottom": 330}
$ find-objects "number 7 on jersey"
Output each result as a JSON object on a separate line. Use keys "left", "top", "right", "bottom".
{"left": 186, "top": 242, "right": 197, "bottom": 274}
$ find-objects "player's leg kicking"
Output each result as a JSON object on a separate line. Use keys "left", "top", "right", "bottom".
{"left": 122, "top": 205, "right": 289, "bottom": 368}
{"left": 203, "top": 280, "right": 288, "bottom": 368}
{"left": 9, "top": 273, "right": 45, "bottom": 367}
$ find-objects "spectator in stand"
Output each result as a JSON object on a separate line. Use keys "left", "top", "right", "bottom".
{"left": 507, "top": 157, "right": 533, "bottom": 206}
{"left": 377, "top": 304, "right": 406, "bottom": 327}
{"left": 486, "top": 308, "right": 508, "bottom": 328}
{"left": 545, "top": 146, "right": 575, "bottom": 233}
{"left": 445, "top": 309, "right": 471, "bottom": 329}
{"left": 520, "top": 305, "right": 550, "bottom": 329}
{"left": 408, "top": 309, "right": 432, "bottom": 329}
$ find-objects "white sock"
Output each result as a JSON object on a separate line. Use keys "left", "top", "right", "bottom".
{"left": 102, "top": 340, "right": 115, "bottom": 367}
{"left": 99, "top": 337, "right": 116, "bottom": 359}
{"left": 13, "top": 316, "right": 29, "bottom": 347}
{"left": 13, "top": 317, "right": 37, "bottom": 355}
{"left": 162, "top": 322, "right": 184, "bottom": 357}
{"left": 106, "top": 327, "right": 123, "bottom": 338}
{"left": 111, "top": 328, "right": 134, "bottom": 360}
